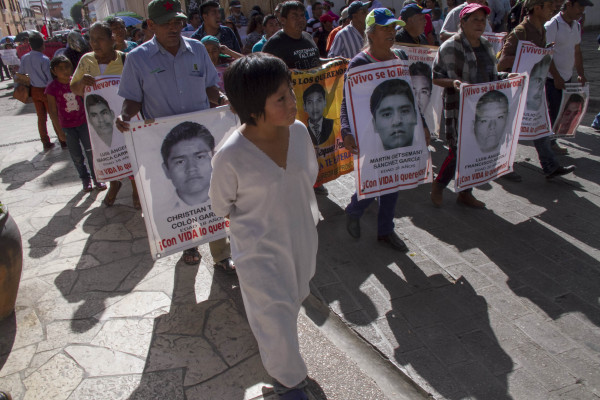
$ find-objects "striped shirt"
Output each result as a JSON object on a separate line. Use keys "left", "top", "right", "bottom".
{"left": 328, "top": 24, "right": 363, "bottom": 59}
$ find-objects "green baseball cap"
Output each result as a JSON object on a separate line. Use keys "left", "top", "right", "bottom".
{"left": 148, "top": 0, "right": 187, "bottom": 24}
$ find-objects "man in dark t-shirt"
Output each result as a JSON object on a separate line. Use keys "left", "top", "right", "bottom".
{"left": 395, "top": 3, "right": 430, "bottom": 45}
{"left": 263, "top": 1, "right": 320, "bottom": 70}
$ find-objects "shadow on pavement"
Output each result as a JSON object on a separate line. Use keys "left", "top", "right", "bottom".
{"left": 313, "top": 194, "right": 513, "bottom": 399}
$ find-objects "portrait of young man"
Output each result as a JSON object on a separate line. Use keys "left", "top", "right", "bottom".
{"left": 86, "top": 94, "right": 116, "bottom": 149}
{"left": 161, "top": 121, "right": 215, "bottom": 208}
{"left": 553, "top": 93, "right": 584, "bottom": 135}
{"left": 473, "top": 90, "right": 510, "bottom": 153}
{"left": 527, "top": 54, "right": 552, "bottom": 112}
{"left": 370, "top": 79, "right": 418, "bottom": 150}
{"left": 409, "top": 61, "right": 433, "bottom": 115}
{"left": 303, "top": 83, "right": 334, "bottom": 145}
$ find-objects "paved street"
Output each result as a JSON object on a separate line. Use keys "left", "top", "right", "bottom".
{"left": 1, "top": 30, "right": 600, "bottom": 400}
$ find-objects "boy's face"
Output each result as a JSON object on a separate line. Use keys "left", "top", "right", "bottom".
{"left": 87, "top": 102, "right": 115, "bottom": 138}
{"left": 411, "top": 75, "right": 431, "bottom": 113}
{"left": 281, "top": 9, "right": 307, "bottom": 36}
{"left": 474, "top": 101, "right": 508, "bottom": 152}
{"left": 265, "top": 18, "right": 281, "bottom": 36}
{"left": 373, "top": 94, "right": 417, "bottom": 149}
{"left": 262, "top": 81, "right": 297, "bottom": 128}
{"left": 304, "top": 91, "right": 326, "bottom": 124}
{"left": 163, "top": 137, "right": 213, "bottom": 204}
{"left": 203, "top": 6, "right": 221, "bottom": 28}
{"left": 527, "top": 63, "right": 548, "bottom": 111}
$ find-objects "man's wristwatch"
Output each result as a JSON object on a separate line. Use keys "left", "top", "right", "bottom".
{"left": 217, "top": 94, "right": 227, "bottom": 106}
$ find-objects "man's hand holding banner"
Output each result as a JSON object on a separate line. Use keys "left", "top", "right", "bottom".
{"left": 455, "top": 74, "right": 528, "bottom": 191}
{"left": 345, "top": 59, "right": 432, "bottom": 200}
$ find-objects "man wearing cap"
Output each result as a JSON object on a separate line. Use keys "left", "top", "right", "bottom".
{"left": 225, "top": 0, "right": 248, "bottom": 32}
{"left": 440, "top": 0, "right": 492, "bottom": 42}
{"left": 191, "top": 0, "right": 241, "bottom": 53}
{"left": 431, "top": 3, "right": 505, "bottom": 208}
{"left": 326, "top": 7, "right": 350, "bottom": 53}
{"left": 328, "top": 1, "right": 369, "bottom": 59}
{"left": 262, "top": 1, "right": 320, "bottom": 70}
{"left": 497, "top": 0, "right": 575, "bottom": 180}
{"left": 544, "top": 0, "right": 592, "bottom": 155}
{"left": 116, "top": 0, "right": 236, "bottom": 272}
{"left": 314, "top": 13, "right": 336, "bottom": 57}
{"left": 395, "top": 4, "right": 430, "bottom": 45}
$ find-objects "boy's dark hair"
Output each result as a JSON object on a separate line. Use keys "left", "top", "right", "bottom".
{"left": 29, "top": 32, "right": 44, "bottom": 51}
{"left": 50, "top": 54, "right": 72, "bottom": 70}
{"left": 200, "top": 0, "right": 220, "bottom": 17}
{"left": 302, "top": 83, "right": 326, "bottom": 104}
{"left": 564, "top": 93, "right": 584, "bottom": 107}
{"left": 89, "top": 21, "right": 113, "bottom": 39}
{"left": 370, "top": 79, "right": 415, "bottom": 117}
{"left": 106, "top": 16, "right": 126, "bottom": 28}
{"left": 188, "top": 10, "right": 200, "bottom": 20}
{"left": 432, "top": 7, "right": 442, "bottom": 18}
{"left": 409, "top": 61, "right": 432, "bottom": 90}
{"left": 142, "top": 20, "right": 148, "bottom": 29}
{"left": 263, "top": 14, "right": 278, "bottom": 25}
{"left": 161, "top": 121, "right": 215, "bottom": 166}
{"left": 86, "top": 94, "right": 111, "bottom": 112}
{"left": 475, "top": 90, "right": 509, "bottom": 115}
{"left": 224, "top": 53, "right": 291, "bottom": 126}
{"left": 281, "top": 1, "right": 305, "bottom": 18}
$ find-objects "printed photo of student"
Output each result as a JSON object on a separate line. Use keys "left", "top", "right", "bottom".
{"left": 527, "top": 54, "right": 552, "bottom": 112}
{"left": 161, "top": 121, "right": 215, "bottom": 208}
{"left": 473, "top": 90, "right": 511, "bottom": 153}
{"left": 370, "top": 78, "right": 418, "bottom": 150}
{"left": 302, "top": 83, "right": 334, "bottom": 146}
{"left": 554, "top": 93, "right": 584, "bottom": 136}
{"left": 85, "top": 94, "right": 116, "bottom": 149}
{"left": 409, "top": 61, "right": 433, "bottom": 114}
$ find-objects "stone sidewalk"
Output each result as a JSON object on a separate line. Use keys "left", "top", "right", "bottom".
{"left": 1, "top": 30, "right": 600, "bottom": 400}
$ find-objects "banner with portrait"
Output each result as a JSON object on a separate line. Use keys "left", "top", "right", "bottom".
{"left": 0, "top": 49, "right": 19, "bottom": 66}
{"left": 84, "top": 76, "right": 138, "bottom": 182}
{"left": 345, "top": 59, "right": 432, "bottom": 200}
{"left": 455, "top": 74, "right": 528, "bottom": 191}
{"left": 512, "top": 41, "right": 553, "bottom": 140}
{"left": 123, "top": 107, "right": 240, "bottom": 260}
{"left": 482, "top": 32, "right": 507, "bottom": 55}
{"left": 292, "top": 58, "right": 353, "bottom": 186}
{"left": 553, "top": 83, "right": 589, "bottom": 137}
{"left": 394, "top": 44, "right": 443, "bottom": 137}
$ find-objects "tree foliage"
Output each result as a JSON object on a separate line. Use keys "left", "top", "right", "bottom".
{"left": 70, "top": 2, "right": 83, "bottom": 24}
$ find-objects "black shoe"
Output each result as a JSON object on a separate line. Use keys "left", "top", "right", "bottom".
{"left": 346, "top": 214, "right": 360, "bottom": 238}
{"left": 546, "top": 165, "right": 575, "bottom": 179}
{"left": 60, "top": 140, "right": 68, "bottom": 149}
{"left": 501, "top": 171, "right": 522, "bottom": 182}
{"left": 377, "top": 232, "right": 408, "bottom": 252}
{"left": 314, "top": 185, "right": 328, "bottom": 196}
{"left": 43, "top": 142, "right": 55, "bottom": 150}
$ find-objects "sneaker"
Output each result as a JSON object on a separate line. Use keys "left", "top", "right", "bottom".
{"left": 314, "top": 185, "right": 328, "bottom": 196}
{"left": 551, "top": 142, "right": 568, "bottom": 155}
{"left": 43, "top": 142, "right": 55, "bottom": 150}
{"left": 546, "top": 165, "right": 575, "bottom": 179}
{"left": 94, "top": 182, "right": 107, "bottom": 191}
{"left": 82, "top": 180, "right": 93, "bottom": 192}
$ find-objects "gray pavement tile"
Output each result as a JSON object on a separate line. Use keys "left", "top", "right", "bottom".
{"left": 511, "top": 285, "right": 566, "bottom": 318}
{"left": 511, "top": 266, "right": 571, "bottom": 300}
{"left": 376, "top": 311, "right": 425, "bottom": 355}
{"left": 458, "top": 329, "right": 514, "bottom": 376}
{"left": 553, "top": 348, "right": 600, "bottom": 395}
{"left": 316, "top": 282, "right": 366, "bottom": 318}
{"left": 552, "top": 314, "right": 600, "bottom": 357}
{"left": 554, "top": 383, "right": 600, "bottom": 400}
{"left": 476, "top": 285, "right": 532, "bottom": 320}
{"left": 504, "top": 368, "right": 553, "bottom": 400}
{"left": 447, "top": 361, "right": 511, "bottom": 400}
{"left": 513, "top": 312, "right": 578, "bottom": 356}
{"left": 444, "top": 263, "right": 494, "bottom": 290}
{"left": 415, "top": 323, "right": 471, "bottom": 366}
{"left": 553, "top": 292, "right": 600, "bottom": 328}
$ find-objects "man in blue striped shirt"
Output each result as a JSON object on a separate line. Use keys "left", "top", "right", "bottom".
{"left": 328, "top": 1, "right": 369, "bottom": 59}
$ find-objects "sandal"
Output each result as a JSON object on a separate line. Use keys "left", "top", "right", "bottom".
{"left": 214, "top": 257, "right": 236, "bottom": 275}
{"left": 182, "top": 248, "right": 201, "bottom": 265}
{"left": 103, "top": 181, "right": 122, "bottom": 206}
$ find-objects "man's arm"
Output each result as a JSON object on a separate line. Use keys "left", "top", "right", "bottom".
{"left": 497, "top": 32, "right": 518, "bottom": 72}
{"left": 70, "top": 74, "right": 95, "bottom": 97}
{"left": 115, "top": 99, "right": 143, "bottom": 132}
{"left": 548, "top": 61, "right": 565, "bottom": 89}
{"left": 206, "top": 85, "right": 228, "bottom": 106}
{"left": 574, "top": 44, "right": 586, "bottom": 85}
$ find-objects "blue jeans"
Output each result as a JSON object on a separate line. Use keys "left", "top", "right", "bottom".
{"left": 533, "top": 135, "right": 558, "bottom": 175}
{"left": 63, "top": 123, "right": 97, "bottom": 183}
{"left": 345, "top": 191, "right": 399, "bottom": 236}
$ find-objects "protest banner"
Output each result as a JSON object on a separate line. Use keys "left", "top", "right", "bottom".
{"left": 0, "top": 49, "right": 19, "bottom": 66}
{"left": 512, "top": 41, "right": 553, "bottom": 140}
{"left": 345, "top": 59, "right": 432, "bottom": 200}
{"left": 553, "top": 83, "right": 589, "bottom": 137}
{"left": 292, "top": 58, "right": 353, "bottom": 186}
{"left": 124, "top": 107, "right": 240, "bottom": 260}
{"left": 455, "top": 74, "right": 528, "bottom": 191}
{"left": 394, "top": 44, "right": 443, "bottom": 137}
{"left": 482, "top": 32, "right": 507, "bottom": 55}
{"left": 84, "top": 76, "right": 139, "bottom": 182}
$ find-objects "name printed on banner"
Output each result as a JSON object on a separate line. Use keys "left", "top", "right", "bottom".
{"left": 348, "top": 66, "right": 409, "bottom": 88}
{"left": 317, "top": 138, "right": 352, "bottom": 164}
{"left": 459, "top": 162, "right": 509, "bottom": 185}
{"left": 84, "top": 79, "right": 120, "bottom": 93}
{"left": 464, "top": 78, "right": 524, "bottom": 97}
{"left": 369, "top": 149, "right": 424, "bottom": 170}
